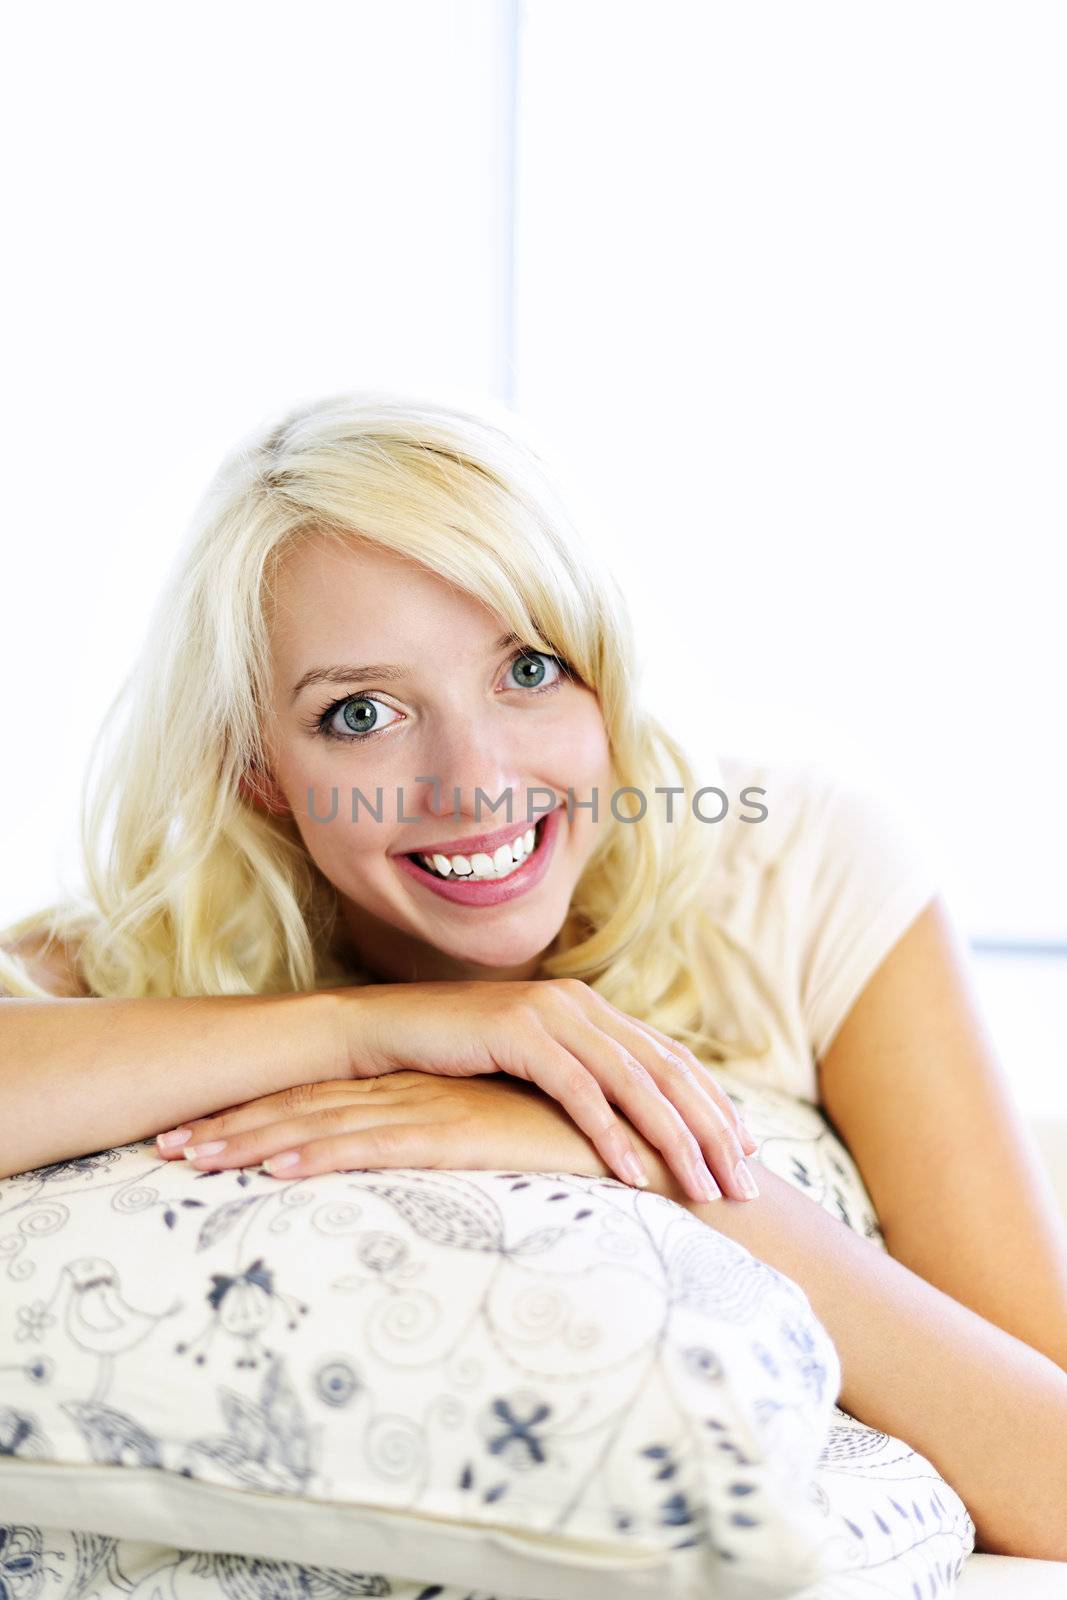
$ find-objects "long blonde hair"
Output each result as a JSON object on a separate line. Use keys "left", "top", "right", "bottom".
{"left": 0, "top": 390, "right": 770, "bottom": 1065}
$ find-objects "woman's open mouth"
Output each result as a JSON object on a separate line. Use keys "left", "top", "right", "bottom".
{"left": 392, "top": 806, "right": 563, "bottom": 906}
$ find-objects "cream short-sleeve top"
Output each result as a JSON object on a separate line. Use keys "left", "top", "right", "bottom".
{"left": 701, "top": 753, "right": 941, "bottom": 1105}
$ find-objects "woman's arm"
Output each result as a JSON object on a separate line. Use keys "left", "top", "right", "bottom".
{"left": 0, "top": 983, "right": 349, "bottom": 1180}
{"left": 588, "top": 1123, "right": 1067, "bottom": 1561}
{"left": 1, "top": 945, "right": 755, "bottom": 1201}
{"left": 816, "top": 895, "right": 1067, "bottom": 1372}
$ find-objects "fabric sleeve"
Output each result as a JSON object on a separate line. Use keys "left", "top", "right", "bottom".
{"left": 797, "top": 768, "right": 942, "bottom": 1063}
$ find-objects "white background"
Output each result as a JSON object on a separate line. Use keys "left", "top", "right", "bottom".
{"left": 0, "top": 0, "right": 512, "bottom": 923}
{"left": 2, "top": 2, "right": 1064, "bottom": 1108}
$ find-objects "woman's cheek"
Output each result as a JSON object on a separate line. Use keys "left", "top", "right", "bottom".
{"left": 545, "top": 701, "right": 613, "bottom": 790}
{"left": 275, "top": 755, "right": 359, "bottom": 866}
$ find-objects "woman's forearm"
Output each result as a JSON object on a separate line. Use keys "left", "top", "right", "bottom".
{"left": 0, "top": 990, "right": 347, "bottom": 1180}
{"left": 583, "top": 1128, "right": 1067, "bottom": 1560}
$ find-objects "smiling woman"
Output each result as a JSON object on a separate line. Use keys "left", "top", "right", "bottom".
{"left": 3, "top": 390, "right": 1067, "bottom": 1572}
{"left": 0, "top": 389, "right": 768, "bottom": 1205}
{"left": 248, "top": 529, "right": 617, "bottom": 979}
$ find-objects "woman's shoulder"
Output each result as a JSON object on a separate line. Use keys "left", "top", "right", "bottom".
{"left": 717, "top": 752, "right": 924, "bottom": 861}
{"left": 711, "top": 752, "right": 937, "bottom": 926}
{"left": 705, "top": 755, "right": 941, "bottom": 1097}
{"left": 714, "top": 752, "right": 832, "bottom": 872}
{"left": 0, "top": 931, "right": 94, "bottom": 998}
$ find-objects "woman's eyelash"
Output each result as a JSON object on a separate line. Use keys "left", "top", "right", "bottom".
{"left": 308, "top": 649, "right": 572, "bottom": 744}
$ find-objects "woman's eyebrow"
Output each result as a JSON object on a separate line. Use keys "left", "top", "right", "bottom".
{"left": 289, "top": 632, "right": 525, "bottom": 704}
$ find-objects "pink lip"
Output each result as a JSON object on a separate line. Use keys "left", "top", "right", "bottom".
{"left": 390, "top": 803, "right": 561, "bottom": 861}
{"left": 392, "top": 804, "right": 563, "bottom": 907}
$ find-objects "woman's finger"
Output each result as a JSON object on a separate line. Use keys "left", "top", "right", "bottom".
{"left": 493, "top": 1028, "right": 665, "bottom": 1193}
{"left": 597, "top": 1017, "right": 758, "bottom": 1201}
{"left": 255, "top": 1122, "right": 465, "bottom": 1179}
{"left": 619, "top": 1014, "right": 759, "bottom": 1154}
{"left": 154, "top": 1104, "right": 268, "bottom": 1153}
{"left": 155, "top": 1080, "right": 390, "bottom": 1156}
{"left": 552, "top": 1015, "right": 752, "bottom": 1202}
{"left": 176, "top": 1100, "right": 433, "bottom": 1171}
{"left": 156, "top": 1086, "right": 321, "bottom": 1152}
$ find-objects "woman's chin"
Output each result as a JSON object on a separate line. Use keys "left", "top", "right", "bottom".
{"left": 330, "top": 863, "right": 573, "bottom": 982}
{"left": 435, "top": 930, "right": 558, "bottom": 976}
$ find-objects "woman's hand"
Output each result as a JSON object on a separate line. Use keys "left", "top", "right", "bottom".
{"left": 156, "top": 977, "right": 760, "bottom": 1201}
{"left": 335, "top": 978, "right": 759, "bottom": 1202}
{"left": 155, "top": 1070, "right": 624, "bottom": 1184}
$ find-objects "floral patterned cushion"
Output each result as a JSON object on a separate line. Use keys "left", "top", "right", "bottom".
{"left": 0, "top": 1070, "right": 976, "bottom": 1600}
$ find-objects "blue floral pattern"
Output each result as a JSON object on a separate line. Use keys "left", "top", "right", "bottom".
{"left": 0, "top": 1070, "right": 975, "bottom": 1599}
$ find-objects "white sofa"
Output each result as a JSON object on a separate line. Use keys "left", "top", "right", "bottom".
{"left": 955, "top": 1114, "right": 1067, "bottom": 1597}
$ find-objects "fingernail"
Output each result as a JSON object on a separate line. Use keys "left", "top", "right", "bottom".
{"left": 183, "top": 1140, "right": 226, "bottom": 1160}
{"left": 157, "top": 1129, "right": 191, "bottom": 1150}
{"left": 740, "top": 1127, "right": 759, "bottom": 1153}
{"left": 735, "top": 1159, "right": 760, "bottom": 1200}
{"left": 690, "top": 1156, "right": 722, "bottom": 1202}
{"left": 264, "top": 1150, "right": 300, "bottom": 1175}
{"left": 620, "top": 1150, "right": 650, "bottom": 1188}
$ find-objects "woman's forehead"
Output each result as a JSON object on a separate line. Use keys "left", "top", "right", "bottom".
{"left": 268, "top": 538, "right": 509, "bottom": 685}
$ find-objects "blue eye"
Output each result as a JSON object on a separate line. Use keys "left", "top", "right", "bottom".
{"left": 315, "top": 695, "right": 402, "bottom": 744}
{"left": 508, "top": 650, "right": 566, "bottom": 691}
{"left": 309, "top": 648, "right": 570, "bottom": 745}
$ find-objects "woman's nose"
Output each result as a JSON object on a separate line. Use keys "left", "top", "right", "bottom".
{"left": 423, "top": 773, "right": 526, "bottom": 827}
{"left": 416, "top": 730, "right": 526, "bottom": 827}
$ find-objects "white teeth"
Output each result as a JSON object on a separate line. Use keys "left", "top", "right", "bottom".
{"left": 417, "top": 821, "right": 541, "bottom": 880}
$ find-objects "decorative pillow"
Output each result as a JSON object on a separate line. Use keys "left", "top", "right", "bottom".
{"left": 0, "top": 1070, "right": 975, "bottom": 1600}
{"left": 720, "top": 1074, "right": 978, "bottom": 1597}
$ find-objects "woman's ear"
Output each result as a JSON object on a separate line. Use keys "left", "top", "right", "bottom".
{"left": 238, "top": 763, "right": 291, "bottom": 817}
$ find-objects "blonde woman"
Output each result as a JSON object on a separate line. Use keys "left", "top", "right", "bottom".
{"left": 2, "top": 392, "right": 1067, "bottom": 1558}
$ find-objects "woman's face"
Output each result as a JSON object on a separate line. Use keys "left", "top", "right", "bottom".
{"left": 257, "top": 532, "right": 615, "bottom": 984}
